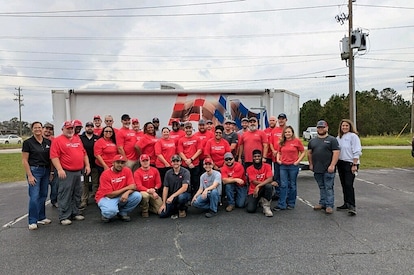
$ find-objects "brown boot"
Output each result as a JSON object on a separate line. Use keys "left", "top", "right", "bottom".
{"left": 141, "top": 211, "right": 149, "bottom": 218}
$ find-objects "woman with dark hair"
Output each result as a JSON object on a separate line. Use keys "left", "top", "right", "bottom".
{"left": 94, "top": 126, "right": 118, "bottom": 172}
{"left": 336, "top": 119, "right": 362, "bottom": 216}
{"left": 22, "top": 121, "right": 53, "bottom": 230}
{"left": 204, "top": 124, "right": 231, "bottom": 171}
{"left": 274, "top": 125, "right": 305, "bottom": 211}
{"left": 155, "top": 127, "right": 176, "bottom": 182}
{"left": 135, "top": 122, "right": 159, "bottom": 167}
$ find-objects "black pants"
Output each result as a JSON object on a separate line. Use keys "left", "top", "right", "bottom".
{"left": 246, "top": 183, "right": 273, "bottom": 213}
{"left": 337, "top": 160, "right": 357, "bottom": 207}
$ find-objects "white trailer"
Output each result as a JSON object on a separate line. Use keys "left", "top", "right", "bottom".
{"left": 51, "top": 88, "right": 300, "bottom": 134}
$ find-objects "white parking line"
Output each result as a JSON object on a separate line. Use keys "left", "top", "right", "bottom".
{"left": 2, "top": 200, "right": 52, "bottom": 228}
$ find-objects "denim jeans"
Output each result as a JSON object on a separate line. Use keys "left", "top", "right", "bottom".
{"left": 159, "top": 192, "right": 191, "bottom": 218}
{"left": 273, "top": 162, "right": 281, "bottom": 198}
{"left": 193, "top": 189, "right": 220, "bottom": 213}
{"left": 98, "top": 191, "right": 142, "bottom": 218}
{"left": 279, "top": 164, "right": 299, "bottom": 209}
{"left": 314, "top": 172, "right": 335, "bottom": 208}
{"left": 28, "top": 166, "right": 50, "bottom": 224}
{"left": 225, "top": 184, "right": 247, "bottom": 208}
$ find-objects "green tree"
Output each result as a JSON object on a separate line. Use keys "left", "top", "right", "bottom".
{"left": 299, "top": 99, "right": 322, "bottom": 134}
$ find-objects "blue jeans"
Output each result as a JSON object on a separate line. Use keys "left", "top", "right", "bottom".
{"left": 193, "top": 189, "right": 220, "bottom": 213}
{"left": 159, "top": 192, "right": 191, "bottom": 218}
{"left": 28, "top": 166, "right": 50, "bottom": 224}
{"left": 314, "top": 172, "right": 335, "bottom": 208}
{"left": 279, "top": 164, "right": 299, "bottom": 208}
{"left": 225, "top": 184, "right": 247, "bottom": 208}
{"left": 98, "top": 191, "right": 142, "bottom": 218}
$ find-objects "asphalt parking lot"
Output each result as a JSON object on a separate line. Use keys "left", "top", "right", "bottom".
{"left": 1, "top": 167, "right": 414, "bottom": 275}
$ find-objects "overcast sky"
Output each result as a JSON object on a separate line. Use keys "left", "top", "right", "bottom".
{"left": 0, "top": 0, "right": 413, "bottom": 125}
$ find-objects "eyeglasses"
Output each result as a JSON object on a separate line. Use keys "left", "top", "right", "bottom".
{"left": 172, "top": 159, "right": 181, "bottom": 162}
{"left": 140, "top": 159, "right": 149, "bottom": 162}
{"left": 105, "top": 120, "right": 113, "bottom": 122}
{"left": 225, "top": 158, "right": 233, "bottom": 161}
{"left": 104, "top": 130, "right": 113, "bottom": 133}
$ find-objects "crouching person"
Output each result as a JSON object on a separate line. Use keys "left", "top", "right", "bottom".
{"left": 159, "top": 154, "right": 191, "bottom": 219}
{"left": 95, "top": 155, "right": 142, "bottom": 222}
{"left": 246, "top": 150, "right": 275, "bottom": 217}
{"left": 192, "top": 158, "right": 221, "bottom": 218}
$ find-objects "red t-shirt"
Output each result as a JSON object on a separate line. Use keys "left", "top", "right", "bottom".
{"left": 136, "top": 134, "right": 158, "bottom": 166}
{"left": 246, "top": 163, "right": 273, "bottom": 195}
{"left": 204, "top": 138, "right": 231, "bottom": 168}
{"left": 134, "top": 167, "right": 162, "bottom": 191}
{"left": 94, "top": 138, "right": 118, "bottom": 167}
{"left": 194, "top": 131, "right": 214, "bottom": 159}
{"left": 239, "top": 130, "right": 268, "bottom": 163}
{"left": 50, "top": 134, "right": 86, "bottom": 171}
{"left": 177, "top": 135, "right": 202, "bottom": 166}
{"left": 154, "top": 138, "right": 176, "bottom": 168}
{"left": 95, "top": 167, "right": 134, "bottom": 203}
{"left": 221, "top": 161, "right": 246, "bottom": 187}
{"left": 264, "top": 127, "right": 276, "bottom": 159}
{"left": 169, "top": 130, "right": 185, "bottom": 146}
{"left": 116, "top": 127, "right": 138, "bottom": 161}
{"left": 93, "top": 128, "right": 102, "bottom": 136}
{"left": 269, "top": 127, "right": 283, "bottom": 162}
{"left": 278, "top": 138, "right": 304, "bottom": 165}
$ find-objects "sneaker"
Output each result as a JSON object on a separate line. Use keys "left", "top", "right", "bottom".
{"left": 60, "top": 219, "right": 72, "bottom": 225}
{"left": 117, "top": 213, "right": 131, "bottom": 222}
{"left": 37, "top": 218, "right": 52, "bottom": 225}
{"left": 141, "top": 211, "right": 149, "bottom": 218}
{"left": 178, "top": 210, "right": 187, "bottom": 218}
{"left": 73, "top": 215, "right": 85, "bottom": 221}
{"left": 348, "top": 205, "right": 357, "bottom": 216}
{"left": 225, "top": 205, "right": 235, "bottom": 212}
{"left": 101, "top": 216, "right": 110, "bottom": 223}
{"left": 313, "top": 204, "right": 325, "bottom": 211}
{"left": 28, "top": 223, "right": 38, "bottom": 230}
{"left": 286, "top": 206, "right": 294, "bottom": 210}
{"left": 171, "top": 214, "right": 178, "bottom": 220}
{"left": 325, "top": 207, "right": 333, "bottom": 214}
{"left": 272, "top": 206, "right": 285, "bottom": 211}
{"left": 336, "top": 204, "right": 348, "bottom": 211}
{"left": 205, "top": 210, "right": 217, "bottom": 218}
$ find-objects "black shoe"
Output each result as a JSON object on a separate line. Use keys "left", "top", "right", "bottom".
{"left": 117, "top": 213, "right": 131, "bottom": 222}
{"left": 336, "top": 204, "right": 348, "bottom": 211}
{"left": 101, "top": 216, "right": 110, "bottom": 223}
{"left": 272, "top": 206, "right": 285, "bottom": 211}
{"left": 348, "top": 206, "right": 357, "bottom": 216}
{"left": 205, "top": 210, "right": 217, "bottom": 218}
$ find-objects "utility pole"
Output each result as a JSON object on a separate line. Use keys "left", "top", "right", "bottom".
{"left": 348, "top": 0, "right": 356, "bottom": 126}
{"left": 409, "top": 76, "right": 414, "bottom": 134}
{"left": 14, "top": 87, "right": 24, "bottom": 136}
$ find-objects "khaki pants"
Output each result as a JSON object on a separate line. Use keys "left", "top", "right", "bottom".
{"left": 140, "top": 191, "right": 162, "bottom": 214}
{"left": 81, "top": 167, "right": 99, "bottom": 205}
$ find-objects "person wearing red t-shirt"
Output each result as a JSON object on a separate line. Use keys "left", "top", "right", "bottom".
{"left": 221, "top": 152, "right": 247, "bottom": 212}
{"left": 134, "top": 154, "right": 162, "bottom": 217}
{"left": 177, "top": 122, "right": 203, "bottom": 195}
{"left": 245, "top": 150, "right": 276, "bottom": 217}
{"left": 238, "top": 117, "right": 268, "bottom": 169}
{"left": 93, "top": 115, "right": 103, "bottom": 136}
{"left": 135, "top": 122, "right": 158, "bottom": 167}
{"left": 194, "top": 119, "right": 214, "bottom": 171}
{"left": 95, "top": 155, "right": 141, "bottom": 222}
{"left": 169, "top": 119, "right": 185, "bottom": 146}
{"left": 269, "top": 113, "right": 288, "bottom": 186}
{"left": 204, "top": 125, "right": 231, "bottom": 171}
{"left": 116, "top": 114, "right": 138, "bottom": 169}
{"left": 274, "top": 126, "right": 305, "bottom": 211}
{"left": 50, "top": 121, "right": 91, "bottom": 225}
{"left": 94, "top": 126, "right": 118, "bottom": 173}
{"left": 264, "top": 116, "right": 277, "bottom": 164}
{"left": 154, "top": 127, "right": 176, "bottom": 183}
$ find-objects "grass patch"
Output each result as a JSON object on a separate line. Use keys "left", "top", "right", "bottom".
{"left": 360, "top": 149, "right": 413, "bottom": 169}
{"left": 0, "top": 153, "right": 26, "bottom": 183}
{"left": 360, "top": 134, "right": 413, "bottom": 146}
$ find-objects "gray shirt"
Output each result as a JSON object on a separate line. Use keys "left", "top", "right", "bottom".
{"left": 200, "top": 170, "right": 222, "bottom": 195}
{"left": 308, "top": 135, "right": 340, "bottom": 173}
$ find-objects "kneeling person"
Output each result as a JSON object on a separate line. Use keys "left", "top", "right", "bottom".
{"left": 95, "top": 155, "right": 142, "bottom": 222}
{"left": 221, "top": 152, "right": 247, "bottom": 212}
{"left": 192, "top": 158, "right": 221, "bottom": 218}
{"left": 134, "top": 154, "right": 163, "bottom": 217}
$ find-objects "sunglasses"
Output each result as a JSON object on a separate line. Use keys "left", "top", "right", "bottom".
{"left": 105, "top": 120, "right": 113, "bottom": 122}
{"left": 104, "top": 130, "right": 113, "bottom": 133}
{"left": 225, "top": 158, "right": 233, "bottom": 161}
{"left": 172, "top": 159, "right": 181, "bottom": 162}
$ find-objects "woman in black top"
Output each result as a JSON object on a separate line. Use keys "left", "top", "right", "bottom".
{"left": 22, "top": 121, "right": 53, "bottom": 230}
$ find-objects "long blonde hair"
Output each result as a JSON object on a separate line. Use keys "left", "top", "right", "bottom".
{"left": 338, "top": 119, "right": 358, "bottom": 138}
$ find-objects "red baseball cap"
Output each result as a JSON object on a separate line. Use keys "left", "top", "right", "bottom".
{"left": 112, "top": 154, "right": 127, "bottom": 163}
{"left": 132, "top": 118, "right": 139, "bottom": 124}
{"left": 204, "top": 158, "right": 213, "bottom": 165}
{"left": 72, "top": 119, "right": 83, "bottom": 127}
{"left": 140, "top": 154, "right": 150, "bottom": 161}
{"left": 62, "top": 120, "right": 74, "bottom": 129}
{"left": 93, "top": 115, "right": 101, "bottom": 120}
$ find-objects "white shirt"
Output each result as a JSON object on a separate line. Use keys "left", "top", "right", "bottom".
{"left": 336, "top": 132, "right": 362, "bottom": 163}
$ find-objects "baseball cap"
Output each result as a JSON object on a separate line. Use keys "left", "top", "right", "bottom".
{"left": 112, "top": 154, "right": 127, "bottom": 163}
{"left": 248, "top": 117, "right": 258, "bottom": 122}
{"left": 184, "top": 122, "right": 192, "bottom": 128}
{"left": 278, "top": 113, "right": 287, "bottom": 119}
{"left": 121, "top": 114, "right": 131, "bottom": 120}
{"left": 44, "top": 122, "right": 54, "bottom": 129}
{"left": 139, "top": 154, "right": 150, "bottom": 161}
{"left": 62, "top": 120, "right": 74, "bottom": 129}
{"left": 224, "top": 119, "right": 234, "bottom": 124}
{"left": 252, "top": 149, "right": 262, "bottom": 156}
{"left": 241, "top": 117, "right": 249, "bottom": 122}
{"left": 316, "top": 120, "right": 328, "bottom": 128}
{"left": 85, "top": 121, "right": 94, "bottom": 127}
{"left": 204, "top": 158, "right": 213, "bottom": 165}
{"left": 73, "top": 119, "right": 82, "bottom": 127}
{"left": 206, "top": 120, "right": 213, "bottom": 124}
{"left": 224, "top": 152, "right": 233, "bottom": 160}
{"left": 171, "top": 118, "right": 180, "bottom": 124}
{"left": 171, "top": 154, "right": 181, "bottom": 161}
{"left": 152, "top": 117, "right": 160, "bottom": 123}
{"left": 93, "top": 115, "right": 101, "bottom": 120}
{"left": 131, "top": 118, "right": 139, "bottom": 124}
{"left": 198, "top": 119, "right": 206, "bottom": 125}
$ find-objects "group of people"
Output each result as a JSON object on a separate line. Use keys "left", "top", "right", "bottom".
{"left": 22, "top": 112, "right": 362, "bottom": 230}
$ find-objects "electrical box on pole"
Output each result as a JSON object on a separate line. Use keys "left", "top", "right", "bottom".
{"left": 340, "top": 36, "right": 349, "bottom": 60}
{"left": 350, "top": 30, "right": 361, "bottom": 49}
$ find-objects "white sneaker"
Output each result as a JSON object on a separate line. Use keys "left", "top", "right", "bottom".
{"left": 37, "top": 218, "right": 52, "bottom": 225}
{"left": 28, "top": 224, "right": 38, "bottom": 230}
{"left": 60, "top": 219, "right": 72, "bottom": 225}
{"left": 73, "top": 215, "right": 85, "bottom": 221}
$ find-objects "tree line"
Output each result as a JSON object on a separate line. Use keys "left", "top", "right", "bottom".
{"left": 300, "top": 88, "right": 412, "bottom": 136}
